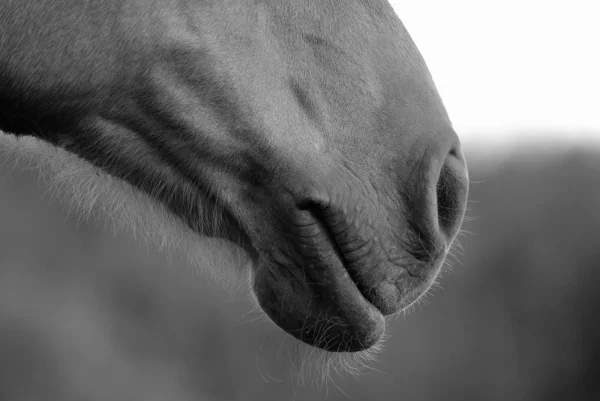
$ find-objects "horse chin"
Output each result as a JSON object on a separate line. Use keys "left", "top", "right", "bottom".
{"left": 251, "top": 256, "right": 386, "bottom": 353}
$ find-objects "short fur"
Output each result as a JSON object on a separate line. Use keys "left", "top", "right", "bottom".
{"left": 0, "top": 0, "right": 469, "bottom": 379}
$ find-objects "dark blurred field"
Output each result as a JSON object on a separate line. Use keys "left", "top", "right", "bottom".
{"left": 1, "top": 138, "right": 599, "bottom": 401}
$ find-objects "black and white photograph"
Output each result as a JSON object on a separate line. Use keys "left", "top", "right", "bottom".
{"left": 1, "top": 1, "right": 598, "bottom": 400}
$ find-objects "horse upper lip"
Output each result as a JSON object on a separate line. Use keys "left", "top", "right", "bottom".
{"left": 295, "top": 201, "right": 442, "bottom": 309}
{"left": 300, "top": 203, "right": 348, "bottom": 261}
{"left": 294, "top": 202, "right": 386, "bottom": 306}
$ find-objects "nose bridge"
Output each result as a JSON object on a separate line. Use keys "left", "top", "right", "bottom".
{"left": 405, "top": 130, "right": 468, "bottom": 250}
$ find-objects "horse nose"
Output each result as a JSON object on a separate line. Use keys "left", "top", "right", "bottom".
{"left": 406, "top": 136, "right": 469, "bottom": 256}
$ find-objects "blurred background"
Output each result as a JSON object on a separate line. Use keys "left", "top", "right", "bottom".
{"left": 1, "top": 1, "right": 600, "bottom": 400}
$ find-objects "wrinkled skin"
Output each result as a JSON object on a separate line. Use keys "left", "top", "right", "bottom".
{"left": 0, "top": 0, "right": 469, "bottom": 352}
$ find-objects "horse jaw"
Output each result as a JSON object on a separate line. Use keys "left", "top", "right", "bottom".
{"left": 0, "top": 133, "right": 251, "bottom": 290}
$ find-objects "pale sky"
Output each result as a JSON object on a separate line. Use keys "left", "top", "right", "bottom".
{"left": 390, "top": 0, "right": 600, "bottom": 148}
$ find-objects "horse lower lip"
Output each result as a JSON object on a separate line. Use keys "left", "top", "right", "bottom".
{"left": 298, "top": 253, "right": 386, "bottom": 351}
{"left": 252, "top": 207, "right": 384, "bottom": 351}
{"left": 252, "top": 239, "right": 385, "bottom": 351}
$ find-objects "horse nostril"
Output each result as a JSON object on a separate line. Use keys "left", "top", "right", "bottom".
{"left": 436, "top": 146, "right": 469, "bottom": 242}
{"left": 404, "top": 141, "right": 469, "bottom": 257}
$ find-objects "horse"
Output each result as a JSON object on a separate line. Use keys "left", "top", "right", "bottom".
{"left": 0, "top": 0, "right": 469, "bottom": 359}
